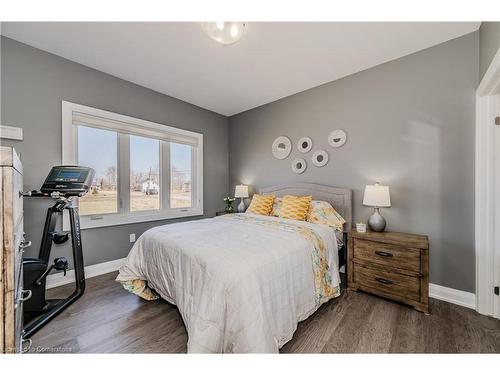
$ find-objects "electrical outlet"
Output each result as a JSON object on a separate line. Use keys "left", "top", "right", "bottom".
{"left": 129, "top": 233, "right": 136, "bottom": 242}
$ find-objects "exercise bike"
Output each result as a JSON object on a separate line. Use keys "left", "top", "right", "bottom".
{"left": 23, "top": 166, "right": 94, "bottom": 338}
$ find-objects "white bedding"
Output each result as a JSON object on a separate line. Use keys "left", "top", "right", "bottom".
{"left": 116, "top": 213, "right": 341, "bottom": 353}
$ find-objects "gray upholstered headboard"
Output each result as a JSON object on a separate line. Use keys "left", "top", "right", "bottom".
{"left": 259, "top": 182, "right": 353, "bottom": 232}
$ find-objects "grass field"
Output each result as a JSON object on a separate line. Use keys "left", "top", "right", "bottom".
{"left": 79, "top": 190, "right": 191, "bottom": 215}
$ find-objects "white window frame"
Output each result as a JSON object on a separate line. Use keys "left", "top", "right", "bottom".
{"left": 62, "top": 101, "right": 203, "bottom": 229}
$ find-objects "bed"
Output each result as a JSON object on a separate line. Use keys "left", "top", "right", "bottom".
{"left": 116, "top": 182, "right": 352, "bottom": 353}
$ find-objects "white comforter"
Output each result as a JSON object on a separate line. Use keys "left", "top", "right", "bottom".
{"left": 116, "top": 213, "right": 341, "bottom": 353}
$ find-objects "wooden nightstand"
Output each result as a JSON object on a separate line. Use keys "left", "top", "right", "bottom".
{"left": 348, "top": 230, "right": 429, "bottom": 313}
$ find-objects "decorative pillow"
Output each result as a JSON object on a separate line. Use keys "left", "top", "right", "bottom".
{"left": 246, "top": 194, "right": 275, "bottom": 216}
{"left": 306, "top": 200, "right": 346, "bottom": 231}
{"left": 271, "top": 197, "right": 283, "bottom": 216}
{"left": 279, "top": 195, "right": 312, "bottom": 221}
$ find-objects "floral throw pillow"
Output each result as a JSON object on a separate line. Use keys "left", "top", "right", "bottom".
{"left": 271, "top": 197, "right": 283, "bottom": 216}
{"left": 306, "top": 200, "right": 346, "bottom": 231}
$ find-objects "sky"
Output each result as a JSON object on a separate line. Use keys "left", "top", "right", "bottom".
{"left": 77, "top": 126, "right": 192, "bottom": 180}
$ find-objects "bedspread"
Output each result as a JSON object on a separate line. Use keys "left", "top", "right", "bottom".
{"left": 116, "top": 213, "right": 341, "bottom": 353}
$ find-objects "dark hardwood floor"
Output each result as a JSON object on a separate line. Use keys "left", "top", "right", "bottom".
{"left": 29, "top": 272, "right": 500, "bottom": 353}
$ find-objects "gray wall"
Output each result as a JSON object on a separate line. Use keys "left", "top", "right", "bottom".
{"left": 1, "top": 37, "right": 229, "bottom": 267}
{"left": 229, "top": 32, "right": 478, "bottom": 292}
{"left": 479, "top": 22, "right": 500, "bottom": 80}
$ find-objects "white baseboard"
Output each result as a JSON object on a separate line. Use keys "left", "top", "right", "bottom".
{"left": 429, "top": 283, "right": 476, "bottom": 310}
{"left": 46, "top": 258, "right": 477, "bottom": 311}
{"left": 46, "top": 257, "right": 126, "bottom": 289}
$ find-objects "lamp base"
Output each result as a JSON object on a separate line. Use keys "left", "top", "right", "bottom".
{"left": 368, "top": 207, "right": 386, "bottom": 232}
{"left": 237, "top": 198, "right": 246, "bottom": 213}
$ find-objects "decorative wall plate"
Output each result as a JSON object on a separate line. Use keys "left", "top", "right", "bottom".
{"left": 312, "top": 150, "right": 329, "bottom": 167}
{"left": 328, "top": 129, "right": 347, "bottom": 148}
{"left": 297, "top": 137, "right": 313, "bottom": 153}
{"left": 291, "top": 158, "right": 307, "bottom": 174}
{"left": 272, "top": 136, "right": 292, "bottom": 159}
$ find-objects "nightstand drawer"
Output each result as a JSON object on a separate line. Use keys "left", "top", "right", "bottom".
{"left": 353, "top": 263, "right": 420, "bottom": 301}
{"left": 353, "top": 239, "right": 420, "bottom": 272}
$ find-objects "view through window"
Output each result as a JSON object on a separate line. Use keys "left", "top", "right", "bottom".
{"left": 77, "top": 126, "right": 118, "bottom": 216}
{"left": 170, "top": 142, "right": 192, "bottom": 208}
{"left": 130, "top": 135, "right": 160, "bottom": 211}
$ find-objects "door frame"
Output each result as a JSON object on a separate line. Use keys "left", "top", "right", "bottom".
{"left": 476, "top": 46, "right": 500, "bottom": 318}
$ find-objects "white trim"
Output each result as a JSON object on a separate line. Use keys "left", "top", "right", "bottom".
{"left": 477, "top": 47, "right": 500, "bottom": 97}
{"left": 46, "top": 257, "right": 126, "bottom": 289}
{"left": 475, "top": 95, "right": 496, "bottom": 316}
{"left": 78, "top": 208, "right": 204, "bottom": 230}
{"left": 495, "top": 100, "right": 500, "bottom": 319}
{"left": 61, "top": 101, "right": 204, "bottom": 230}
{"left": 475, "top": 46, "right": 500, "bottom": 317}
{"left": 429, "top": 283, "right": 476, "bottom": 310}
{"left": 63, "top": 101, "right": 202, "bottom": 146}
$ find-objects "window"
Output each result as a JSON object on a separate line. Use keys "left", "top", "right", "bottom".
{"left": 62, "top": 101, "right": 203, "bottom": 229}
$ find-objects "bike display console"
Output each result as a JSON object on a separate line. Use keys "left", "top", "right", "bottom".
{"left": 40, "top": 166, "right": 94, "bottom": 197}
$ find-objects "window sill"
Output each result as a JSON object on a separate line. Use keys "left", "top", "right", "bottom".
{"left": 66, "top": 207, "right": 204, "bottom": 230}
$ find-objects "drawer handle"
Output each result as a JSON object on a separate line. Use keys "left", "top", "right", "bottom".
{"left": 21, "top": 338, "right": 32, "bottom": 353}
{"left": 375, "top": 277, "right": 394, "bottom": 285}
{"left": 20, "top": 240, "right": 32, "bottom": 249}
{"left": 19, "top": 289, "right": 32, "bottom": 302}
{"left": 374, "top": 251, "right": 393, "bottom": 257}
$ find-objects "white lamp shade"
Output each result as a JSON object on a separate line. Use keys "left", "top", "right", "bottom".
{"left": 234, "top": 185, "right": 249, "bottom": 198}
{"left": 363, "top": 184, "right": 391, "bottom": 207}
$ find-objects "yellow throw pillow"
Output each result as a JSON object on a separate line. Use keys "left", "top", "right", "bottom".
{"left": 246, "top": 194, "right": 275, "bottom": 216}
{"left": 279, "top": 195, "right": 312, "bottom": 221}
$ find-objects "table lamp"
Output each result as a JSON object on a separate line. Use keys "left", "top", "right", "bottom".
{"left": 363, "top": 182, "right": 391, "bottom": 232}
{"left": 235, "top": 185, "right": 249, "bottom": 213}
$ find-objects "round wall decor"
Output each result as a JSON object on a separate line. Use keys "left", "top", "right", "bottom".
{"left": 291, "top": 158, "right": 307, "bottom": 174}
{"left": 297, "top": 137, "right": 313, "bottom": 153}
{"left": 312, "top": 150, "right": 329, "bottom": 167}
{"left": 328, "top": 129, "right": 347, "bottom": 148}
{"left": 272, "top": 136, "right": 292, "bottom": 159}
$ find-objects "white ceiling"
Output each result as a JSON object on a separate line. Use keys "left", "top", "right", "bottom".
{"left": 2, "top": 22, "right": 480, "bottom": 116}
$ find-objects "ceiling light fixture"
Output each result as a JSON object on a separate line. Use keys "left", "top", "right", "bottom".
{"left": 201, "top": 22, "right": 246, "bottom": 45}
